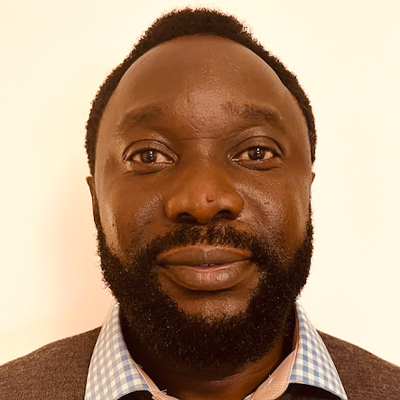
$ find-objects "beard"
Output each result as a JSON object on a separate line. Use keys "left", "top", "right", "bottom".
{"left": 95, "top": 215, "right": 313, "bottom": 372}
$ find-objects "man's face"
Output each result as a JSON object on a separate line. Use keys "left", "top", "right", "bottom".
{"left": 89, "top": 36, "right": 314, "bottom": 368}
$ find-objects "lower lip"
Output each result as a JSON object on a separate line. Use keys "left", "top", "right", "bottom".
{"left": 159, "top": 260, "right": 254, "bottom": 291}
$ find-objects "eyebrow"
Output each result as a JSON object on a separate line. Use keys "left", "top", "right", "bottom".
{"left": 223, "top": 101, "right": 284, "bottom": 130}
{"left": 115, "top": 105, "right": 165, "bottom": 135}
{"left": 114, "top": 101, "right": 285, "bottom": 136}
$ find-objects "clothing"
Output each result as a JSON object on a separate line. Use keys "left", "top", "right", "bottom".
{"left": 84, "top": 302, "right": 347, "bottom": 400}
{"left": 1, "top": 308, "right": 400, "bottom": 400}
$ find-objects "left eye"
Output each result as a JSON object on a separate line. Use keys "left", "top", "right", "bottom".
{"left": 130, "top": 149, "right": 173, "bottom": 164}
{"left": 234, "top": 146, "right": 275, "bottom": 161}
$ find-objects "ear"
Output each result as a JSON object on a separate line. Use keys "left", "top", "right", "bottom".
{"left": 86, "top": 176, "right": 99, "bottom": 218}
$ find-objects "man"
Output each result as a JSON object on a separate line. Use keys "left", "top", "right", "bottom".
{"left": 1, "top": 8, "right": 399, "bottom": 400}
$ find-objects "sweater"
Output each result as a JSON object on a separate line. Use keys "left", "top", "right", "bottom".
{"left": 1, "top": 329, "right": 399, "bottom": 400}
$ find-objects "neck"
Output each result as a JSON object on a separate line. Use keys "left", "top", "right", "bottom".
{"left": 121, "top": 314, "right": 295, "bottom": 400}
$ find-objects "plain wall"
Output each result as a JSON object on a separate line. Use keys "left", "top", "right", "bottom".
{"left": 1, "top": 0, "right": 399, "bottom": 366}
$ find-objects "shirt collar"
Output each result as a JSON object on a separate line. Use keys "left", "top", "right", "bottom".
{"left": 291, "top": 303, "right": 348, "bottom": 399}
{"left": 84, "top": 302, "right": 150, "bottom": 400}
{"left": 85, "top": 302, "right": 347, "bottom": 400}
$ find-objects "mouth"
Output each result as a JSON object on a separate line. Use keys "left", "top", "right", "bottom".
{"left": 156, "top": 246, "right": 255, "bottom": 291}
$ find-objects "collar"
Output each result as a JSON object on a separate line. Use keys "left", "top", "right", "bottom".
{"left": 290, "top": 303, "right": 347, "bottom": 399}
{"left": 84, "top": 302, "right": 347, "bottom": 400}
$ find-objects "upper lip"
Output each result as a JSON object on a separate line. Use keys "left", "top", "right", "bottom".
{"left": 156, "top": 246, "right": 251, "bottom": 266}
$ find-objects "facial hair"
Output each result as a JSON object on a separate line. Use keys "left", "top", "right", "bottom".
{"left": 96, "top": 218, "right": 313, "bottom": 371}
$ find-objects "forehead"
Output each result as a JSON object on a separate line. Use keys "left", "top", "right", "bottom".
{"left": 97, "top": 35, "right": 308, "bottom": 152}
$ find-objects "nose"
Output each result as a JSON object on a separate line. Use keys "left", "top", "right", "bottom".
{"left": 164, "top": 167, "right": 243, "bottom": 225}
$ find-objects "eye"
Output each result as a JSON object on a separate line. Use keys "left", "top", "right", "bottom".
{"left": 130, "top": 148, "right": 173, "bottom": 164}
{"left": 234, "top": 146, "right": 276, "bottom": 161}
{"left": 123, "top": 140, "right": 176, "bottom": 173}
{"left": 232, "top": 143, "right": 281, "bottom": 170}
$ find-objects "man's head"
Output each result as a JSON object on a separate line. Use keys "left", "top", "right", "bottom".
{"left": 86, "top": 9, "right": 315, "bottom": 371}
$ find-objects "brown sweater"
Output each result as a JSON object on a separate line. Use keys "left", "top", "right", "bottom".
{"left": 0, "top": 329, "right": 399, "bottom": 400}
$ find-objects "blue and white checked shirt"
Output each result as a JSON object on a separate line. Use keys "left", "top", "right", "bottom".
{"left": 84, "top": 302, "right": 347, "bottom": 400}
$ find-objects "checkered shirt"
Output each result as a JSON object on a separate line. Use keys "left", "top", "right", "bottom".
{"left": 290, "top": 303, "right": 347, "bottom": 399}
{"left": 84, "top": 302, "right": 347, "bottom": 400}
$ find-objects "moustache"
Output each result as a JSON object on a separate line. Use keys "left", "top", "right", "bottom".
{"left": 118, "top": 224, "right": 284, "bottom": 272}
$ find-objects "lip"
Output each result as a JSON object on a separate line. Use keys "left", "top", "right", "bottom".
{"left": 157, "top": 246, "right": 252, "bottom": 266}
{"left": 157, "top": 246, "right": 254, "bottom": 291}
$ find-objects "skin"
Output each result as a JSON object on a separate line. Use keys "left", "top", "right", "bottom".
{"left": 88, "top": 36, "right": 314, "bottom": 400}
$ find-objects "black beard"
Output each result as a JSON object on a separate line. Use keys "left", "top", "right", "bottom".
{"left": 96, "top": 218, "right": 313, "bottom": 372}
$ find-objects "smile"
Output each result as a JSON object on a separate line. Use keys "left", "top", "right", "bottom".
{"left": 157, "top": 246, "right": 255, "bottom": 291}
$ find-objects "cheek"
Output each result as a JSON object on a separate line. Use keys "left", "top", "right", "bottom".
{"left": 278, "top": 179, "right": 311, "bottom": 246}
{"left": 238, "top": 175, "right": 311, "bottom": 249}
{"left": 97, "top": 182, "right": 163, "bottom": 253}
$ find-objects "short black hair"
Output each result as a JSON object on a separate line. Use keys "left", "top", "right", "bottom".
{"left": 85, "top": 8, "right": 316, "bottom": 176}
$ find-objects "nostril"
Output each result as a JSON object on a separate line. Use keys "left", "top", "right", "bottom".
{"left": 212, "top": 210, "right": 235, "bottom": 221}
{"left": 176, "top": 212, "right": 199, "bottom": 224}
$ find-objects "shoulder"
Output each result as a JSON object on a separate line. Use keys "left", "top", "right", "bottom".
{"left": 0, "top": 327, "right": 101, "bottom": 400}
{"left": 319, "top": 331, "right": 400, "bottom": 400}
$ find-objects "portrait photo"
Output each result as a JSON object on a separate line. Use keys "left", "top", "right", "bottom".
{"left": 1, "top": 1, "right": 399, "bottom": 399}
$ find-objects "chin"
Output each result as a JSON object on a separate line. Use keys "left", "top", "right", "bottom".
{"left": 171, "top": 293, "right": 253, "bottom": 322}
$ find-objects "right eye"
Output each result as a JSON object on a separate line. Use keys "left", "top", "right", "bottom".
{"left": 130, "top": 148, "right": 173, "bottom": 164}
{"left": 124, "top": 142, "right": 176, "bottom": 173}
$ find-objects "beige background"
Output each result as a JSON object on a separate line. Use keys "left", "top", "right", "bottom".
{"left": 1, "top": 0, "right": 399, "bottom": 366}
